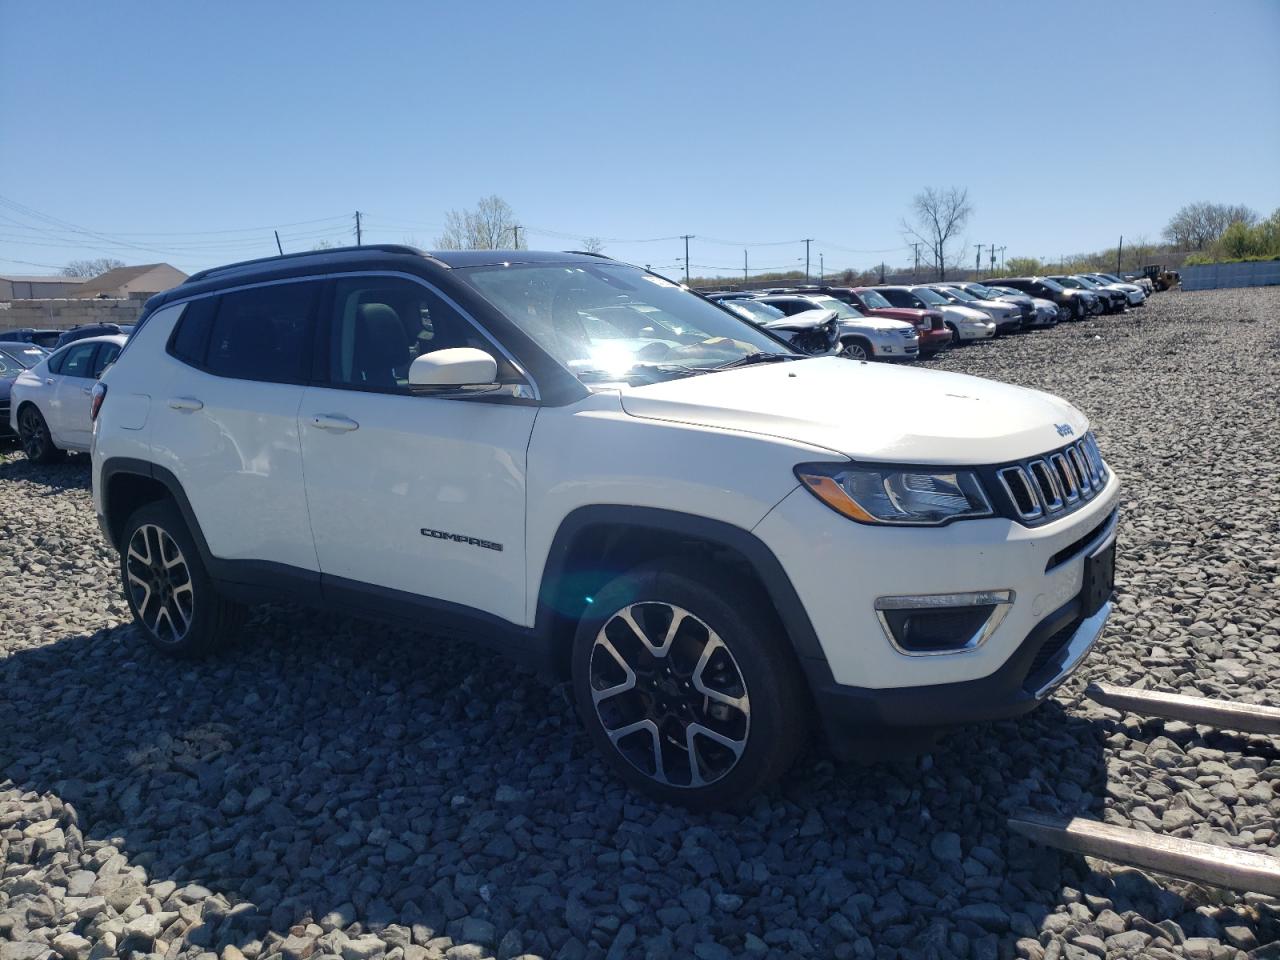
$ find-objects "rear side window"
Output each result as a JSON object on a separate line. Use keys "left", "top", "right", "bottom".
{"left": 204, "top": 282, "right": 319, "bottom": 383}
{"left": 169, "top": 298, "right": 218, "bottom": 365}
{"left": 59, "top": 342, "right": 100, "bottom": 378}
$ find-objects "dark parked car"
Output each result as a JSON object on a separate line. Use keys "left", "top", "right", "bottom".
{"left": 1, "top": 327, "right": 64, "bottom": 349}
{"left": 1048, "top": 276, "right": 1125, "bottom": 314}
{"left": 987, "top": 277, "right": 1095, "bottom": 321}
{"left": 54, "top": 322, "right": 136, "bottom": 349}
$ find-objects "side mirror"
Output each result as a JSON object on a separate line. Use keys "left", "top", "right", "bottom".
{"left": 408, "top": 348, "right": 498, "bottom": 391}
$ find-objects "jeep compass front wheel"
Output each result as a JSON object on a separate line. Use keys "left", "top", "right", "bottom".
{"left": 571, "top": 560, "right": 808, "bottom": 807}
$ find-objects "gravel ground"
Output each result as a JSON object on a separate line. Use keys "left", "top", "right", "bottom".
{"left": 2, "top": 287, "right": 1278, "bottom": 960}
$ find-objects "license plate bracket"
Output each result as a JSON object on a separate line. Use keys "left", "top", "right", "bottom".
{"left": 1082, "top": 541, "right": 1116, "bottom": 616}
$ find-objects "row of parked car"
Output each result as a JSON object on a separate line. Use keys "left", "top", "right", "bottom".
{"left": 700, "top": 271, "right": 1152, "bottom": 362}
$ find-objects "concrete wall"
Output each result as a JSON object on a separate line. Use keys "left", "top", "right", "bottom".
{"left": 0, "top": 293, "right": 149, "bottom": 333}
{"left": 1182, "top": 260, "right": 1280, "bottom": 291}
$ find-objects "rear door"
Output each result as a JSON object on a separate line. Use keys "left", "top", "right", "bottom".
{"left": 47, "top": 340, "right": 101, "bottom": 447}
{"left": 148, "top": 281, "right": 323, "bottom": 572}
{"left": 298, "top": 274, "right": 537, "bottom": 625}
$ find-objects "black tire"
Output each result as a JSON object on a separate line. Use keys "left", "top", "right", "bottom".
{"left": 17, "top": 405, "right": 64, "bottom": 464}
{"left": 946, "top": 322, "right": 961, "bottom": 346}
{"left": 119, "top": 500, "right": 245, "bottom": 658}
{"left": 570, "top": 559, "right": 809, "bottom": 809}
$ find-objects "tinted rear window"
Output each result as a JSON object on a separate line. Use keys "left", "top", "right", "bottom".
{"left": 169, "top": 298, "right": 218, "bottom": 365}
{"left": 204, "top": 282, "right": 319, "bottom": 383}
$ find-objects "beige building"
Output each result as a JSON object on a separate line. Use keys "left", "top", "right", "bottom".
{"left": 65, "top": 263, "right": 188, "bottom": 299}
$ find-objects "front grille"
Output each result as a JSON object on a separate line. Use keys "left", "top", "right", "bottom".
{"left": 996, "top": 434, "right": 1108, "bottom": 523}
{"left": 899, "top": 328, "right": 916, "bottom": 338}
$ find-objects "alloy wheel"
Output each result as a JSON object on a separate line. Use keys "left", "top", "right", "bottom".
{"left": 126, "top": 523, "right": 195, "bottom": 644}
{"left": 18, "top": 408, "right": 46, "bottom": 460}
{"left": 588, "top": 602, "right": 750, "bottom": 788}
{"left": 840, "top": 342, "right": 868, "bottom": 360}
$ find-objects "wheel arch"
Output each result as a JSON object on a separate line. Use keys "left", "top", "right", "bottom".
{"left": 99, "top": 458, "right": 213, "bottom": 562}
{"left": 534, "top": 506, "right": 827, "bottom": 680}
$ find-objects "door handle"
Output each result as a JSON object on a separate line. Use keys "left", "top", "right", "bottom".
{"left": 82, "top": 387, "right": 92, "bottom": 396}
{"left": 311, "top": 414, "right": 359, "bottom": 432}
{"left": 168, "top": 397, "right": 204, "bottom": 411}
{"left": 45, "top": 378, "right": 55, "bottom": 385}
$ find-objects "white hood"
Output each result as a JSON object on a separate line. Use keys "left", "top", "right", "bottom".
{"left": 940, "top": 304, "right": 990, "bottom": 324}
{"left": 619, "top": 356, "right": 1088, "bottom": 464}
{"left": 845, "top": 314, "right": 913, "bottom": 333}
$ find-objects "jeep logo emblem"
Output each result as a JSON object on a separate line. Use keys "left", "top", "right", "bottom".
{"left": 1055, "top": 423, "right": 1074, "bottom": 437}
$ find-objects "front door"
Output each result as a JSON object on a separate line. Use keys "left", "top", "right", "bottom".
{"left": 298, "top": 274, "right": 537, "bottom": 626}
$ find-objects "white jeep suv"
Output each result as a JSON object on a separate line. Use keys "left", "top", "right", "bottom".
{"left": 91, "top": 246, "right": 1120, "bottom": 807}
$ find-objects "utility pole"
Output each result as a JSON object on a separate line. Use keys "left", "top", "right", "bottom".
{"left": 989, "top": 245, "right": 996, "bottom": 273}
{"left": 999, "top": 246, "right": 1006, "bottom": 272}
{"left": 879, "top": 262, "right": 886, "bottom": 284}
{"left": 355, "top": 211, "right": 362, "bottom": 246}
{"left": 680, "top": 235, "right": 694, "bottom": 283}
{"left": 801, "top": 239, "right": 814, "bottom": 281}
{"left": 1116, "top": 235, "right": 1123, "bottom": 274}
{"left": 911, "top": 242, "right": 921, "bottom": 279}
{"left": 743, "top": 249, "right": 748, "bottom": 283}
{"left": 975, "top": 244, "right": 983, "bottom": 275}
{"left": 819, "top": 253, "right": 824, "bottom": 282}
{"left": 274, "top": 230, "right": 283, "bottom": 256}
{"left": 512, "top": 225, "right": 522, "bottom": 249}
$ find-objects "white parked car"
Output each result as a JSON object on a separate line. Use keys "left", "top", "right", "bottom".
{"left": 753, "top": 293, "right": 919, "bottom": 361}
{"left": 877, "top": 285, "right": 996, "bottom": 343}
{"left": 926, "top": 285, "right": 1023, "bottom": 334}
{"left": 1083, "top": 273, "right": 1146, "bottom": 306}
{"left": 10, "top": 334, "right": 126, "bottom": 461}
{"left": 91, "top": 247, "right": 1120, "bottom": 807}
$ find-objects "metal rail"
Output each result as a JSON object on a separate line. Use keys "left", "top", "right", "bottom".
{"left": 1010, "top": 684, "right": 1280, "bottom": 895}
{"left": 1085, "top": 681, "right": 1280, "bottom": 736}
{"left": 1009, "top": 813, "right": 1280, "bottom": 897}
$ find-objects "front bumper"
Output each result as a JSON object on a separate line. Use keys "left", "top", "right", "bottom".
{"left": 754, "top": 470, "right": 1121, "bottom": 752}
{"left": 955, "top": 320, "right": 996, "bottom": 340}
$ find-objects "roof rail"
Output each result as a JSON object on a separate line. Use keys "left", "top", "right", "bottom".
{"left": 562, "top": 250, "right": 613, "bottom": 259}
{"left": 184, "top": 244, "right": 424, "bottom": 285}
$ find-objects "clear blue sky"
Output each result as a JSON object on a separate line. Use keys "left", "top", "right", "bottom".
{"left": 2, "top": 0, "right": 1277, "bottom": 279}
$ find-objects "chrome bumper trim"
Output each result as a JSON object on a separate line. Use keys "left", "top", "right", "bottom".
{"left": 1033, "top": 600, "right": 1111, "bottom": 699}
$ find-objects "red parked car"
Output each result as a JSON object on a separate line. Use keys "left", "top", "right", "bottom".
{"left": 848, "top": 287, "right": 950, "bottom": 354}
{"left": 805, "top": 285, "right": 950, "bottom": 354}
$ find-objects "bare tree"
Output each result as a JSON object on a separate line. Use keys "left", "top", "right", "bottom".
{"left": 580, "top": 237, "right": 604, "bottom": 255}
{"left": 902, "top": 187, "right": 972, "bottom": 280}
{"left": 61, "top": 257, "right": 124, "bottom": 278}
{"left": 1164, "top": 202, "right": 1257, "bottom": 250}
{"left": 1127, "top": 233, "right": 1153, "bottom": 269}
{"left": 435, "top": 195, "right": 519, "bottom": 250}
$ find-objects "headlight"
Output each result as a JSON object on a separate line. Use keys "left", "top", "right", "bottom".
{"left": 794, "top": 463, "right": 994, "bottom": 526}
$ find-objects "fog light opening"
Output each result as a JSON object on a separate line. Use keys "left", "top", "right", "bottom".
{"left": 874, "top": 590, "right": 1013, "bottom": 656}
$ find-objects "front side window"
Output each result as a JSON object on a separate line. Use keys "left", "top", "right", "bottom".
{"left": 1055, "top": 277, "right": 1083, "bottom": 289}
{"left": 327, "top": 276, "right": 518, "bottom": 392}
{"left": 1036, "top": 278, "right": 1065, "bottom": 292}
{"left": 810, "top": 295, "right": 864, "bottom": 319}
{"left": 0, "top": 344, "right": 45, "bottom": 369}
{"left": 458, "top": 262, "right": 787, "bottom": 383}
{"left": 966, "top": 283, "right": 999, "bottom": 299}
{"left": 205, "top": 282, "right": 320, "bottom": 383}
{"left": 910, "top": 288, "right": 949, "bottom": 306}
{"left": 59, "top": 341, "right": 100, "bottom": 379}
{"left": 722, "top": 300, "right": 786, "bottom": 324}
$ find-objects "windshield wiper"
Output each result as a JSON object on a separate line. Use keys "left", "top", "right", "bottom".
{"left": 712, "top": 352, "right": 805, "bottom": 369}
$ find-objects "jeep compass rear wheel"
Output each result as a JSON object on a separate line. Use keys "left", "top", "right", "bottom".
{"left": 571, "top": 560, "right": 808, "bottom": 807}
{"left": 120, "top": 501, "right": 244, "bottom": 657}
{"left": 18, "top": 406, "right": 63, "bottom": 464}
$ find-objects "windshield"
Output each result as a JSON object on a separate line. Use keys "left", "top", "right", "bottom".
{"left": 1036, "top": 277, "right": 1065, "bottom": 292}
{"left": 856, "top": 289, "right": 892, "bottom": 309}
{"left": 989, "top": 286, "right": 1019, "bottom": 297}
{"left": 910, "top": 287, "right": 949, "bottom": 306}
{"left": 965, "top": 283, "right": 999, "bottom": 299}
{"left": 1073, "top": 276, "right": 1102, "bottom": 289}
{"left": 1053, "top": 277, "right": 1084, "bottom": 289}
{"left": 0, "top": 344, "right": 47, "bottom": 368}
{"left": 810, "top": 295, "right": 865, "bottom": 319}
{"left": 1097, "top": 274, "right": 1123, "bottom": 283}
{"left": 934, "top": 286, "right": 972, "bottom": 302}
{"left": 458, "top": 262, "right": 790, "bottom": 382}
{"left": 721, "top": 299, "right": 786, "bottom": 324}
